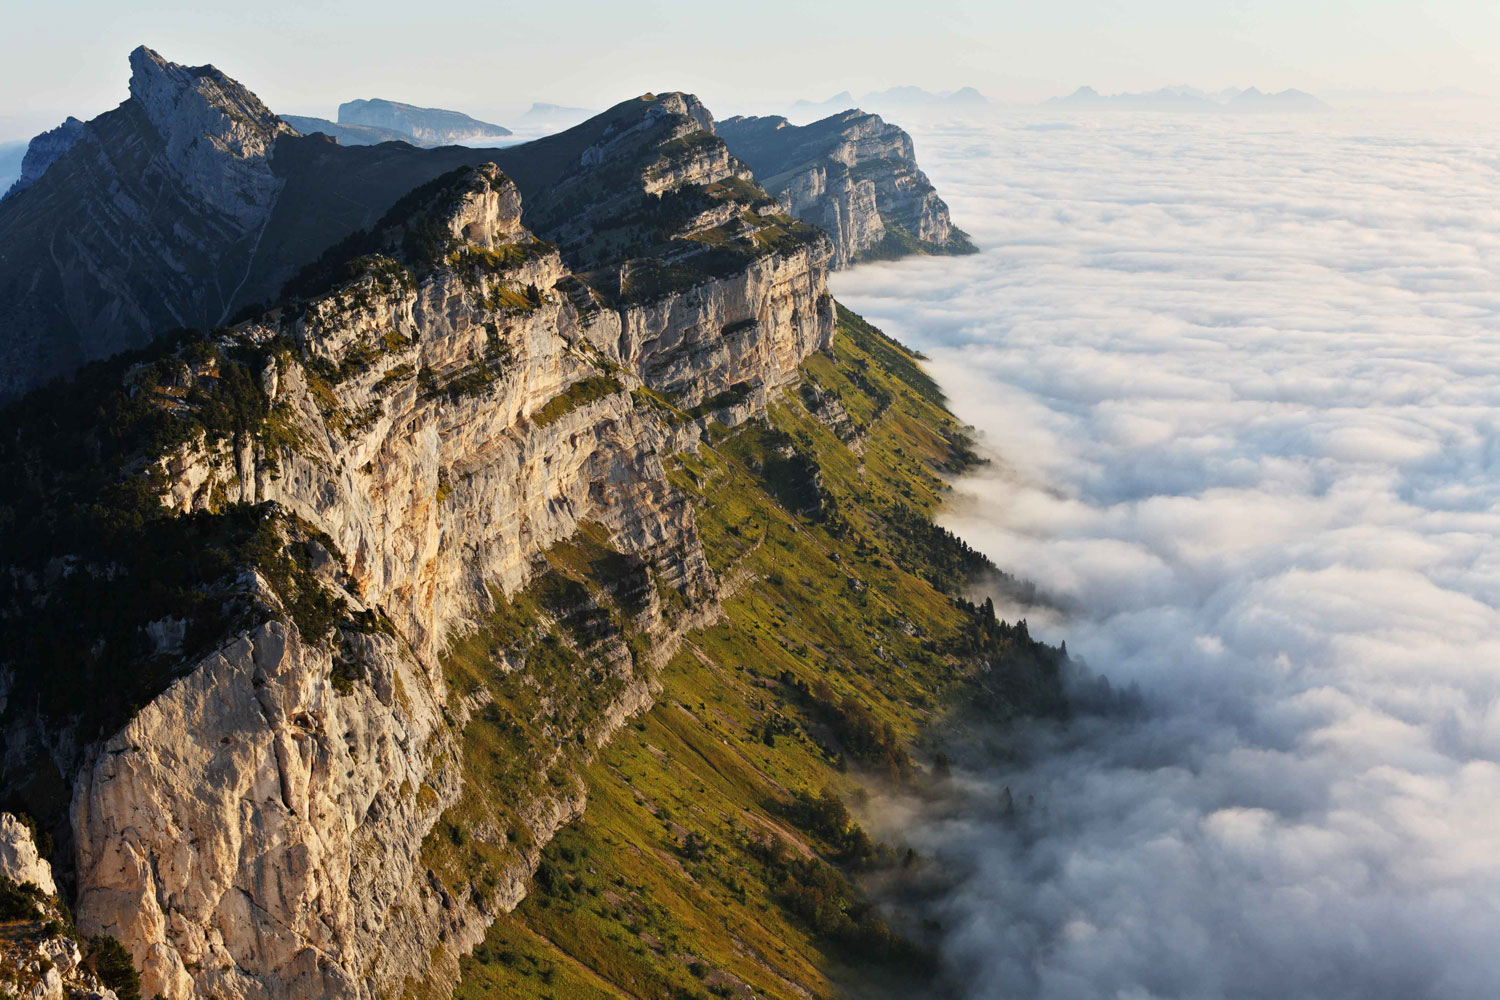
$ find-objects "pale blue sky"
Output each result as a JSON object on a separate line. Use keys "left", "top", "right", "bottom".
{"left": 4, "top": 0, "right": 1499, "bottom": 139}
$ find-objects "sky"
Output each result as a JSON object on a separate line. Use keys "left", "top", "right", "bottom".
{"left": 5, "top": 0, "right": 1500, "bottom": 140}
{"left": 832, "top": 110, "right": 1500, "bottom": 998}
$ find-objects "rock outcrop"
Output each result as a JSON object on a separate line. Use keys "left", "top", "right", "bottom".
{"left": 1, "top": 117, "right": 84, "bottom": 200}
{"left": 0, "top": 813, "right": 121, "bottom": 1000}
{"left": 0, "top": 814, "right": 55, "bottom": 897}
{"left": 337, "top": 98, "right": 511, "bottom": 143}
{"left": 719, "top": 109, "right": 975, "bottom": 267}
{"left": 1, "top": 71, "right": 832, "bottom": 1000}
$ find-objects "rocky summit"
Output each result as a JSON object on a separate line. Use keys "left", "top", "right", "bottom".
{"left": 719, "top": 109, "right": 976, "bottom": 267}
{"left": 0, "top": 46, "right": 1049, "bottom": 1000}
{"left": 0, "top": 46, "right": 295, "bottom": 401}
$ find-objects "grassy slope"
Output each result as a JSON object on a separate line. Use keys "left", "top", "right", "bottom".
{"left": 444, "top": 306, "right": 1052, "bottom": 1000}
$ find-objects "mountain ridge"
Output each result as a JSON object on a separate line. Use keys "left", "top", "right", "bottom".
{"left": 0, "top": 45, "right": 1050, "bottom": 1000}
{"left": 718, "top": 109, "right": 976, "bottom": 266}
{"left": 1, "top": 140, "right": 833, "bottom": 999}
{"left": 0, "top": 53, "right": 969, "bottom": 403}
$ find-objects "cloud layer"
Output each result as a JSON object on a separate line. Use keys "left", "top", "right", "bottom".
{"left": 832, "top": 110, "right": 1500, "bottom": 999}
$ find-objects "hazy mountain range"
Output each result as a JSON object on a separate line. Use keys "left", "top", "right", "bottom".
{"left": 1048, "top": 85, "right": 1331, "bottom": 111}
{"left": 517, "top": 101, "right": 596, "bottom": 128}
{"left": 283, "top": 97, "right": 511, "bottom": 147}
{"left": 792, "top": 85, "right": 988, "bottom": 117}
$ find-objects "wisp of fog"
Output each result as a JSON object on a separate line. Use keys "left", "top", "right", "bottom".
{"left": 832, "top": 110, "right": 1500, "bottom": 999}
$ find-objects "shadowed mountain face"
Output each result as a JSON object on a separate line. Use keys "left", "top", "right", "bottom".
{"left": 1, "top": 117, "right": 84, "bottom": 198}
{"left": 0, "top": 47, "right": 297, "bottom": 400}
{"left": 718, "top": 109, "right": 975, "bottom": 267}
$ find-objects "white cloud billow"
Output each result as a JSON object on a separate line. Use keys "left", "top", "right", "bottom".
{"left": 832, "top": 109, "right": 1500, "bottom": 999}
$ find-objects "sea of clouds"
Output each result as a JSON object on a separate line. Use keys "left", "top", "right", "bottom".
{"left": 831, "top": 109, "right": 1500, "bottom": 999}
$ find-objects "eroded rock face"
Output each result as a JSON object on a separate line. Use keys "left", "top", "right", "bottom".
{"left": 63, "top": 160, "right": 832, "bottom": 1000}
{"left": 0, "top": 813, "right": 55, "bottom": 896}
{"left": 126, "top": 45, "right": 293, "bottom": 229}
{"left": 0, "top": 813, "right": 119, "bottom": 1000}
{"left": 73, "top": 620, "right": 451, "bottom": 1000}
{"left": 600, "top": 245, "right": 833, "bottom": 403}
{"left": 718, "top": 109, "right": 974, "bottom": 267}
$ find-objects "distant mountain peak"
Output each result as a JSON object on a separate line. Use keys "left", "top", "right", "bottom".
{"left": 525, "top": 102, "right": 590, "bottom": 116}
{"left": 336, "top": 98, "right": 511, "bottom": 143}
{"left": 1229, "top": 87, "right": 1330, "bottom": 110}
{"left": 124, "top": 45, "right": 292, "bottom": 227}
{"left": 789, "top": 86, "right": 986, "bottom": 117}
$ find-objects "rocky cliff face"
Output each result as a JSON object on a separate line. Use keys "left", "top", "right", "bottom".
{"left": 126, "top": 45, "right": 293, "bottom": 228}
{"left": 1, "top": 83, "right": 832, "bottom": 999}
{"left": 719, "top": 109, "right": 975, "bottom": 267}
{"left": 0, "top": 49, "right": 530, "bottom": 404}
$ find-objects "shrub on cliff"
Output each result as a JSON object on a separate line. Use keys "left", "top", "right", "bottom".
{"left": 85, "top": 935, "right": 141, "bottom": 1000}
{"left": 0, "top": 877, "right": 43, "bottom": 921}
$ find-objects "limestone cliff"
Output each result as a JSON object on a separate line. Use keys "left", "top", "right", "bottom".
{"left": 0, "top": 813, "right": 122, "bottom": 1000}
{"left": 0, "top": 95, "right": 831, "bottom": 998}
{"left": 719, "top": 109, "right": 976, "bottom": 267}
